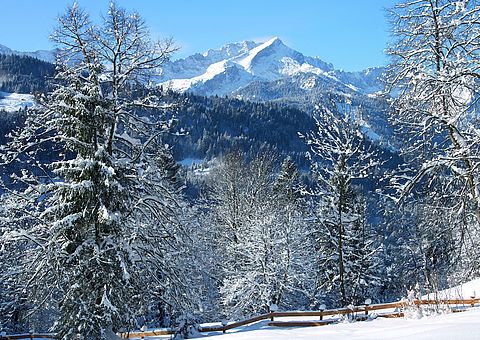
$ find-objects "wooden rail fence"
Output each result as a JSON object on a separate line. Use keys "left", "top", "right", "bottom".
{"left": 2, "top": 297, "right": 479, "bottom": 340}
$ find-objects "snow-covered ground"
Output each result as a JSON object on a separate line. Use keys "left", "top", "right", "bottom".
{"left": 423, "top": 278, "right": 480, "bottom": 300}
{"left": 4, "top": 274, "right": 479, "bottom": 340}
{"left": 0, "top": 92, "right": 36, "bottom": 112}
{"left": 140, "top": 308, "right": 480, "bottom": 339}
{"left": 179, "top": 158, "right": 212, "bottom": 176}
{"left": 178, "top": 158, "right": 204, "bottom": 167}
{"left": 8, "top": 309, "right": 480, "bottom": 340}
{"left": 193, "top": 309, "right": 480, "bottom": 340}
{"left": 145, "top": 279, "right": 480, "bottom": 339}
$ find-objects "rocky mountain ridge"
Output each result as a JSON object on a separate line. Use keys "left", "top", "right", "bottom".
{"left": 157, "top": 37, "right": 386, "bottom": 99}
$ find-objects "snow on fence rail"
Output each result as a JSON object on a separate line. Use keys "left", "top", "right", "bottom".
{"left": 2, "top": 298, "right": 480, "bottom": 340}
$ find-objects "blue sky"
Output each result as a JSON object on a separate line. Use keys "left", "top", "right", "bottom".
{"left": 0, "top": 0, "right": 397, "bottom": 71}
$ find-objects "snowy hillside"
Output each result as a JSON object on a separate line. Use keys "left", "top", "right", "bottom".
{"left": 0, "top": 92, "right": 36, "bottom": 112}
{"left": 157, "top": 37, "right": 385, "bottom": 97}
{"left": 424, "top": 278, "right": 480, "bottom": 300}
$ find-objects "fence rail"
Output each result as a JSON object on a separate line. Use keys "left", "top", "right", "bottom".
{"left": 0, "top": 334, "right": 53, "bottom": 340}
{"left": 3, "top": 297, "right": 480, "bottom": 340}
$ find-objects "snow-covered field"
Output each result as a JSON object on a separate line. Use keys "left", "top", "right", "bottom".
{"left": 9, "top": 308, "right": 480, "bottom": 340}
{"left": 150, "top": 279, "right": 480, "bottom": 340}
{"left": 0, "top": 92, "right": 36, "bottom": 112}
{"left": 4, "top": 282, "right": 480, "bottom": 339}
{"left": 193, "top": 309, "right": 480, "bottom": 340}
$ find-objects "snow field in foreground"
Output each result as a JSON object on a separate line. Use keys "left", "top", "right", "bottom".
{"left": 143, "top": 278, "right": 480, "bottom": 339}
{"left": 209, "top": 309, "right": 480, "bottom": 340}
{"left": 147, "top": 308, "right": 480, "bottom": 339}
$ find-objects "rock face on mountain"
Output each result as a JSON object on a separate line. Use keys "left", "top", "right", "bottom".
{"left": 157, "top": 37, "right": 386, "bottom": 99}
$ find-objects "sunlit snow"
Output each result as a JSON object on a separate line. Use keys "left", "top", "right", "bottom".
{"left": 157, "top": 37, "right": 344, "bottom": 95}
{"left": 0, "top": 92, "right": 36, "bottom": 112}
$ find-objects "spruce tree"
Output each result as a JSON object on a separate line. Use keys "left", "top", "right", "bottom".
{"left": 302, "top": 104, "right": 379, "bottom": 307}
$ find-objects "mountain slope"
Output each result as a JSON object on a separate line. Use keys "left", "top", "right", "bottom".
{"left": 0, "top": 53, "right": 56, "bottom": 93}
{"left": 157, "top": 37, "right": 385, "bottom": 98}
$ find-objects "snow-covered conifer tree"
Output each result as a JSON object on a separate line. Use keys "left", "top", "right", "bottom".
{"left": 0, "top": 3, "right": 191, "bottom": 338}
{"left": 302, "top": 104, "right": 379, "bottom": 307}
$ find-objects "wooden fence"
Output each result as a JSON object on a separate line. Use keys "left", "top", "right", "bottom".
{"left": 2, "top": 297, "right": 479, "bottom": 340}
{"left": 0, "top": 335, "right": 53, "bottom": 340}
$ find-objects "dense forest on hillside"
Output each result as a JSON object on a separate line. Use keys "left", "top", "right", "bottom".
{"left": 164, "top": 91, "right": 316, "bottom": 163}
{"left": 0, "top": 53, "right": 55, "bottom": 93}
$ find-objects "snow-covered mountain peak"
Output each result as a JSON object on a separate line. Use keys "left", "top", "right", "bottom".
{"left": 157, "top": 37, "right": 385, "bottom": 97}
{"left": 255, "top": 36, "right": 284, "bottom": 50}
{"left": 236, "top": 37, "right": 288, "bottom": 70}
{"left": 0, "top": 44, "right": 12, "bottom": 55}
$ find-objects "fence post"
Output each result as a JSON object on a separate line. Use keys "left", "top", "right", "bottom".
{"left": 319, "top": 304, "right": 326, "bottom": 321}
{"left": 140, "top": 325, "right": 146, "bottom": 339}
{"left": 269, "top": 303, "right": 278, "bottom": 321}
{"left": 365, "top": 298, "right": 372, "bottom": 316}
{"left": 221, "top": 319, "right": 228, "bottom": 334}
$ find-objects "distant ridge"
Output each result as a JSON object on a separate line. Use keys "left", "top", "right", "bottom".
{"left": 0, "top": 43, "right": 56, "bottom": 63}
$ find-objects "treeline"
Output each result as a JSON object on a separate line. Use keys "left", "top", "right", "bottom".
{"left": 0, "top": 92, "right": 320, "bottom": 169}
{"left": 0, "top": 53, "right": 55, "bottom": 94}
